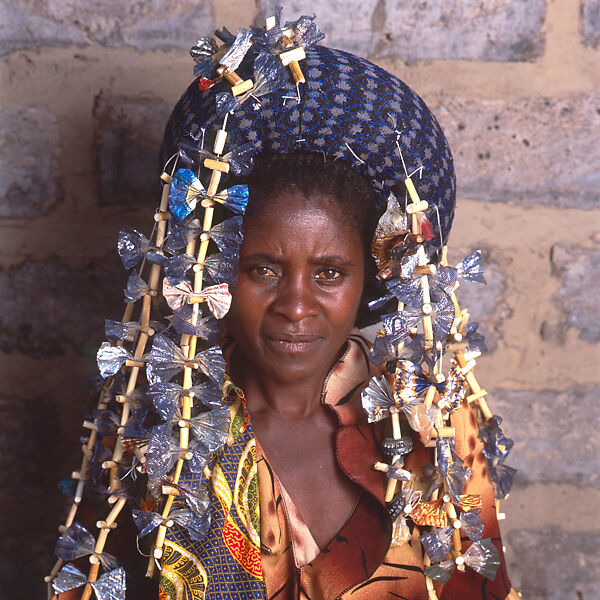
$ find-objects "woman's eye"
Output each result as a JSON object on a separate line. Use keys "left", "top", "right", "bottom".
{"left": 315, "top": 268, "right": 343, "bottom": 282}
{"left": 252, "top": 266, "right": 278, "bottom": 279}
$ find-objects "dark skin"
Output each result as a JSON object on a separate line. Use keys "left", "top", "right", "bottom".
{"left": 226, "top": 189, "right": 366, "bottom": 550}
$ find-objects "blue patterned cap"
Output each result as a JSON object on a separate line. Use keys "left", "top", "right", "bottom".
{"left": 161, "top": 44, "right": 456, "bottom": 252}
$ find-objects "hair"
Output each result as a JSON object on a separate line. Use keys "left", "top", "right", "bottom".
{"left": 234, "top": 152, "right": 386, "bottom": 328}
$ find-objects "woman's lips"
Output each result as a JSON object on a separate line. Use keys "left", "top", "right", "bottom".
{"left": 265, "top": 334, "right": 322, "bottom": 354}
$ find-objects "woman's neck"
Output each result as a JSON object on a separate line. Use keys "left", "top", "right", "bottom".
{"left": 231, "top": 351, "right": 330, "bottom": 419}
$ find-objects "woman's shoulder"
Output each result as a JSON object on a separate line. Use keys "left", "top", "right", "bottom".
{"left": 321, "top": 331, "right": 382, "bottom": 426}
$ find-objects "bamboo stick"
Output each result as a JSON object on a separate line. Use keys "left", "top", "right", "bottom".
{"left": 150, "top": 130, "right": 226, "bottom": 566}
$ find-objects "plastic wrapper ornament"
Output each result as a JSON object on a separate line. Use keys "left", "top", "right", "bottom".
{"left": 163, "top": 280, "right": 232, "bottom": 318}
{"left": 147, "top": 380, "right": 223, "bottom": 422}
{"left": 158, "top": 479, "right": 211, "bottom": 520}
{"left": 369, "top": 309, "right": 422, "bottom": 365}
{"left": 257, "top": 5, "right": 325, "bottom": 53}
{"left": 219, "top": 28, "right": 253, "bottom": 71}
{"left": 165, "top": 215, "right": 243, "bottom": 253}
{"left": 167, "top": 307, "right": 220, "bottom": 341}
{"left": 146, "top": 423, "right": 202, "bottom": 486}
{"left": 123, "top": 271, "right": 150, "bottom": 303}
{"left": 53, "top": 563, "right": 126, "bottom": 600}
{"left": 104, "top": 319, "right": 162, "bottom": 343}
{"left": 145, "top": 333, "right": 226, "bottom": 387}
{"left": 132, "top": 506, "right": 210, "bottom": 542}
{"left": 96, "top": 343, "right": 140, "bottom": 379}
{"left": 479, "top": 415, "right": 517, "bottom": 499}
{"left": 168, "top": 168, "right": 249, "bottom": 221}
{"left": 216, "top": 51, "right": 288, "bottom": 116}
{"left": 55, "top": 522, "right": 118, "bottom": 569}
{"left": 420, "top": 526, "right": 453, "bottom": 562}
{"left": 202, "top": 247, "right": 240, "bottom": 286}
{"left": 425, "top": 538, "right": 501, "bottom": 583}
{"left": 438, "top": 366, "right": 468, "bottom": 412}
{"left": 460, "top": 508, "right": 484, "bottom": 541}
{"left": 175, "top": 405, "right": 231, "bottom": 453}
{"left": 117, "top": 227, "right": 163, "bottom": 270}
{"left": 178, "top": 138, "right": 258, "bottom": 177}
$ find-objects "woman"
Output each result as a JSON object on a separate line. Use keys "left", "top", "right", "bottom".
{"left": 49, "top": 10, "right": 519, "bottom": 600}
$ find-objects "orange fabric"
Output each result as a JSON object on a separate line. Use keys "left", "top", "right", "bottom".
{"left": 256, "top": 335, "right": 512, "bottom": 600}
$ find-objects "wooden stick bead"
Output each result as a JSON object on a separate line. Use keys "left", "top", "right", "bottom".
{"left": 125, "top": 359, "right": 145, "bottom": 368}
{"left": 154, "top": 211, "right": 171, "bottom": 222}
{"left": 213, "top": 129, "right": 228, "bottom": 155}
{"left": 203, "top": 158, "right": 230, "bottom": 173}
{"left": 404, "top": 177, "right": 421, "bottom": 205}
{"left": 406, "top": 200, "right": 429, "bottom": 214}
{"left": 280, "top": 46, "right": 306, "bottom": 65}
{"left": 424, "top": 385, "right": 437, "bottom": 408}
{"left": 414, "top": 264, "right": 436, "bottom": 275}
{"left": 430, "top": 427, "right": 455, "bottom": 438}
{"left": 160, "top": 172, "right": 173, "bottom": 184}
{"left": 467, "top": 389, "right": 487, "bottom": 403}
{"left": 96, "top": 520, "right": 118, "bottom": 530}
{"left": 288, "top": 61, "right": 305, "bottom": 84}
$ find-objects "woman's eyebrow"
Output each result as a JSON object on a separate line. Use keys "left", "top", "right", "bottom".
{"left": 240, "top": 252, "right": 282, "bottom": 263}
{"left": 311, "top": 254, "right": 356, "bottom": 266}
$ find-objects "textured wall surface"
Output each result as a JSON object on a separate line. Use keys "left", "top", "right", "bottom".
{"left": 0, "top": 1, "right": 598, "bottom": 599}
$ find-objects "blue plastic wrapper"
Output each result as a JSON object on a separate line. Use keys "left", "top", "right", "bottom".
{"left": 203, "top": 248, "right": 240, "bottom": 286}
{"left": 219, "top": 28, "right": 253, "bottom": 71}
{"left": 460, "top": 508, "right": 484, "bottom": 541}
{"left": 164, "top": 254, "right": 196, "bottom": 285}
{"left": 432, "top": 291, "right": 455, "bottom": 343}
{"left": 55, "top": 522, "right": 118, "bottom": 570}
{"left": 420, "top": 526, "right": 453, "bottom": 563}
{"left": 117, "top": 227, "right": 156, "bottom": 270}
{"left": 215, "top": 51, "right": 288, "bottom": 117}
{"left": 393, "top": 360, "right": 433, "bottom": 408}
{"left": 169, "top": 168, "right": 206, "bottom": 221}
{"left": 123, "top": 271, "right": 149, "bottom": 304}
{"left": 445, "top": 457, "right": 472, "bottom": 505}
{"left": 96, "top": 343, "right": 132, "bottom": 379}
{"left": 386, "top": 277, "right": 423, "bottom": 308}
{"left": 168, "top": 307, "right": 220, "bottom": 343}
{"left": 457, "top": 250, "right": 486, "bottom": 284}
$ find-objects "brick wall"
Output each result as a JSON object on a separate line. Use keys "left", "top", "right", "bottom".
{"left": 1, "top": 1, "right": 598, "bottom": 598}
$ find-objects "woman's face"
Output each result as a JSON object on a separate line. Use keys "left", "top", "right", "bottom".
{"left": 226, "top": 189, "right": 366, "bottom": 386}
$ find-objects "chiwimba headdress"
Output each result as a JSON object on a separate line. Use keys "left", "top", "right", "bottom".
{"left": 46, "top": 7, "right": 515, "bottom": 599}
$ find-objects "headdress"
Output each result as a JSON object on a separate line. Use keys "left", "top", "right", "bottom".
{"left": 46, "top": 7, "right": 515, "bottom": 600}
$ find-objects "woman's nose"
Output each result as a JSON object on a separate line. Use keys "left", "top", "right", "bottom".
{"left": 271, "top": 274, "right": 319, "bottom": 323}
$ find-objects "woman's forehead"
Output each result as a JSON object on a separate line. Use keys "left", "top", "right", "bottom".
{"left": 241, "top": 195, "right": 364, "bottom": 259}
{"left": 243, "top": 188, "right": 360, "bottom": 235}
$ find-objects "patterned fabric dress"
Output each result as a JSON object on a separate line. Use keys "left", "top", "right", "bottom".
{"left": 159, "top": 335, "right": 512, "bottom": 600}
